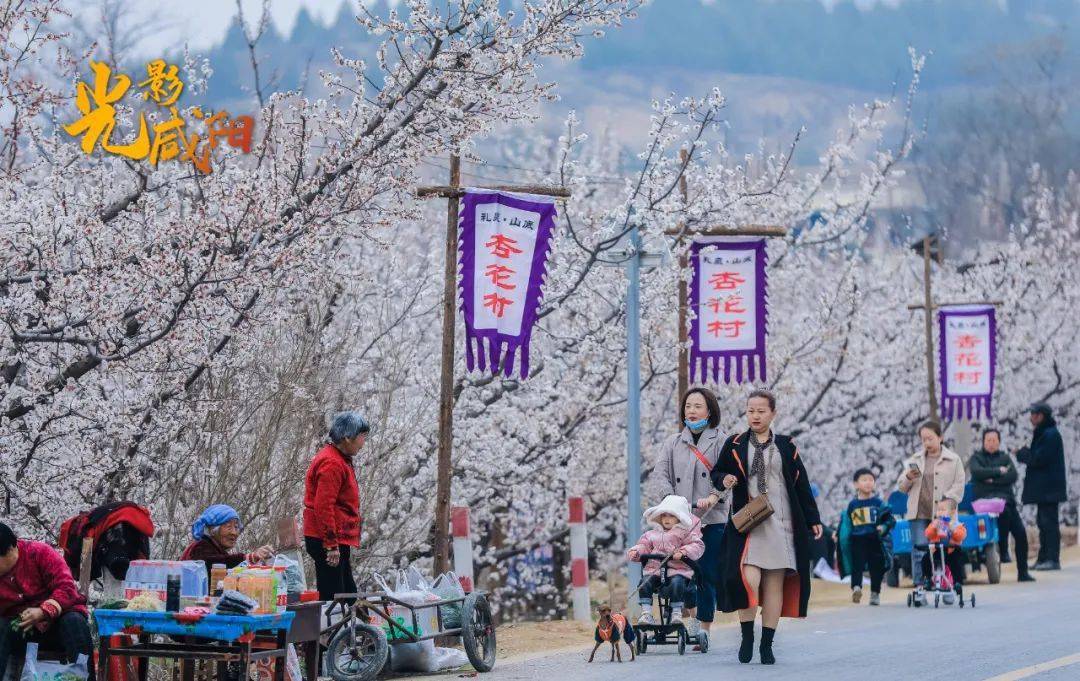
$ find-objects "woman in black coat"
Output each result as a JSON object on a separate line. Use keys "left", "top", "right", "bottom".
{"left": 711, "top": 390, "right": 822, "bottom": 665}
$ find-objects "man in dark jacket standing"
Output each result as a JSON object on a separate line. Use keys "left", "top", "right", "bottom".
{"left": 970, "top": 429, "right": 1034, "bottom": 581}
{"left": 1016, "top": 403, "right": 1067, "bottom": 571}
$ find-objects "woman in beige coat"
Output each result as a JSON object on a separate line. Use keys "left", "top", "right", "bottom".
{"left": 656, "top": 387, "right": 727, "bottom": 643}
{"left": 896, "top": 421, "right": 966, "bottom": 606}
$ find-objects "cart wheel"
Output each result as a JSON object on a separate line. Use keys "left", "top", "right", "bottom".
{"left": 934, "top": 593, "right": 940, "bottom": 608}
{"left": 906, "top": 593, "right": 912, "bottom": 608}
{"left": 461, "top": 592, "right": 497, "bottom": 672}
{"left": 970, "top": 593, "right": 976, "bottom": 608}
{"left": 326, "top": 621, "right": 388, "bottom": 681}
{"left": 677, "top": 630, "right": 686, "bottom": 656}
{"left": 698, "top": 630, "right": 709, "bottom": 654}
{"left": 984, "top": 543, "right": 1002, "bottom": 584}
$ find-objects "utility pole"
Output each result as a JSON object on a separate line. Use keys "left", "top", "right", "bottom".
{"left": 417, "top": 157, "right": 570, "bottom": 575}
{"left": 907, "top": 233, "right": 1001, "bottom": 461}
{"left": 668, "top": 153, "right": 786, "bottom": 411}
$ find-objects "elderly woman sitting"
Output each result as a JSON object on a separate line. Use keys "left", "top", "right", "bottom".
{"left": 180, "top": 505, "right": 274, "bottom": 576}
{"left": 0, "top": 522, "right": 92, "bottom": 680}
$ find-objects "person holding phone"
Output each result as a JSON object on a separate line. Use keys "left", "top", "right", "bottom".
{"left": 896, "top": 421, "right": 966, "bottom": 606}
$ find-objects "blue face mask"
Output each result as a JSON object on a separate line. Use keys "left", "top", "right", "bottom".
{"left": 684, "top": 418, "right": 709, "bottom": 433}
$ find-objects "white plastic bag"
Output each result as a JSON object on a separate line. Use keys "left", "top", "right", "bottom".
{"left": 431, "top": 572, "right": 466, "bottom": 628}
{"left": 372, "top": 569, "right": 440, "bottom": 639}
{"left": 272, "top": 553, "right": 306, "bottom": 594}
{"left": 388, "top": 640, "right": 437, "bottom": 673}
{"left": 20, "top": 643, "right": 89, "bottom": 681}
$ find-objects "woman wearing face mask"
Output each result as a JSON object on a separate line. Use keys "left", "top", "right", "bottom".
{"left": 896, "top": 421, "right": 965, "bottom": 606}
{"left": 712, "top": 390, "right": 822, "bottom": 666}
{"left": 656, "top": 387, "right": 727, "bottom": 646}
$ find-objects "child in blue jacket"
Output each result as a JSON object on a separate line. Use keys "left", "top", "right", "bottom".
{"left": 845, "top": 468, "right": 895, "bottom": 605}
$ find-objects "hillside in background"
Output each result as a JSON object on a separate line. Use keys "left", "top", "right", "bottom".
{"left": 192, "top": 0, "right": 1079, "bottom": 159}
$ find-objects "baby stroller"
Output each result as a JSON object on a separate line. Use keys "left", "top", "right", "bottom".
{"left": 907, "top": 541, "right": 975, "bottom": 609}
{"left": 632, "top": 554, "right": 708, "bottom": 655}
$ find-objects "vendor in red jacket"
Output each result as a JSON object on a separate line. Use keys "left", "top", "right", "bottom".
{"left": 0, "top": 522, "right": 92, "bottom": 679}
{"left": 303, "top": 411, "right": 368, "bottom": 601}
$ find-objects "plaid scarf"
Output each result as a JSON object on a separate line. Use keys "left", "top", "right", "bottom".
{"left": 749, "top": 432, "right": 774, "bottom": 495}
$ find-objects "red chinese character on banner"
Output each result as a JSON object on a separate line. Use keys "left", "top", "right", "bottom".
{"left": 954, "top": 371, "right": 983, "bottom": 385}
{"left": 707, "top": 320, "right": 746, "bottom": 338}
{"left": 956, "top": 352, "right": 982, "bottom": 367}
{"left": 484, "top": 264, "right": 516, "bottom": 290}
{"left": 485, "top": 234, "right": 523, "bottom": 259}
{"left": 955, "top": 334, "right": 982, "bottom": 349}
{"left": 708, "top": 271, "right": 746, "bottom": 291}
{"left": 483, "top": 292, "right": 513, "bottom": 318}
{"left": 706, "top": 296, "right": 747, "bottom": 314}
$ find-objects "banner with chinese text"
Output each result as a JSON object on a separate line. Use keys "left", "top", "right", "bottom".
{"left": 688, "top": 238, "right": 768, "bottom": 384}
{"left": 939, "top": 305, "right": 996, "bottom": 420}
{"left": 458, "top": 189, "right": 558, "bottom": 379}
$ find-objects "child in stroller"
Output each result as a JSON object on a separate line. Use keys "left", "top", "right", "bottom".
{"left": 627, "top": 495, "right": 708, "bottom": 654}
{"left": 910, "top": 497, "right": 974, "bottom": 608}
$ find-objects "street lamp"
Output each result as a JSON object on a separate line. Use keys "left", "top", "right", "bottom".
{"left": 599, "top": 212, "right": 672, "bottom": 612}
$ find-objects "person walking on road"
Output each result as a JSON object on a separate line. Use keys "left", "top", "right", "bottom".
{"left": 896, "top": 421, "right": 965, "bottom": 606}
{"left": 1016, "top": 402, "right": 1067, "bottom": 571}
{"left": 969, "top": 428, "right": 1034, "bottom": 582}
{"left": 656, "top": 387, "right": 727, "bottom": 644}
{"left": 712, "top": 390, "right": 822, "bottom": 665}
{"left": 303, "top": 410, "right": 369, "bottom": 601}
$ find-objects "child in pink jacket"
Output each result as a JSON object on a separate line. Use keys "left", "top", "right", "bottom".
{"left": 627, "top": 495, "right": 705, "bottom": 625}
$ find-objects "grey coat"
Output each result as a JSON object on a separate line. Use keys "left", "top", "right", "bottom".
{"left": 657, "top": 427, "right": 728, "bottom": 526}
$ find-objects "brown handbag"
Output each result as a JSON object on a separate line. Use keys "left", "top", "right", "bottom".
{"left": 732, "top": 493, "right": 774, "bottom": 533}
{"left": 731, "top": 443, "right": 775, "bottom": 533}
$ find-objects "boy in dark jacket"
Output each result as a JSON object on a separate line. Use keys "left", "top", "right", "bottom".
{"left": 969, "top": 429, "right": 1034, "bottom": 582}
{"left": 845, "top": 468, "right": 895, "bottom": 606}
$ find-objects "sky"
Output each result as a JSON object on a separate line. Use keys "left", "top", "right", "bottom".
{"left": 110, "top": 0, "right": 909, "bottom": 58}
{"left": 117, "top": 0, "right": 354, "bottom": 55}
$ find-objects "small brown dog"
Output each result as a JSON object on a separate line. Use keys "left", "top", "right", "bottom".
{"left": 587, "top": 604, "right": 636, "bottom": 663}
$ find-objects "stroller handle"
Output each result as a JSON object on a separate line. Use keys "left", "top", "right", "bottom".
{"left": 634, "top": 553, "right": 701, "bottom": 570}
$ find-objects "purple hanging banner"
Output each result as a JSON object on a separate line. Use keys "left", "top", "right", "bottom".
{"left": 939, "top": 305, "right": 996, "bottom": 420}
{"left": 458, "top": 189, "right": 558, "bottom": 379}
{"left": 688, "top": 238, "right": 768, "bottom": 384}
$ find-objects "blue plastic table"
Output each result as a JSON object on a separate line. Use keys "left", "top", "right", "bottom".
{"left": 94, "top": 610, "right": 296, "bottom": 681}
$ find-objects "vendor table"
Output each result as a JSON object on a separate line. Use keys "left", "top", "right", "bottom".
{"left": 94, "top": 610, "right": 296, "bottom": 681}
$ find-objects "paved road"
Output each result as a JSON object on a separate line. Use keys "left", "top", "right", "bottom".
{"left": 472, "top": 561, "right": 1080, "bottom": 681}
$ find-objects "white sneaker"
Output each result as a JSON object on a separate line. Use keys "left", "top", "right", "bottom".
{"left": 686, "top": 617, "right": 701, "bottom": 637}
{"left": 637, "top": 611, "right": 655, "bottom": 625}
{"left": 670, "top": 608, "right": 683, "bottom": 622}
{"left": 852, "top": 586, "right": 862, "bottom": 603}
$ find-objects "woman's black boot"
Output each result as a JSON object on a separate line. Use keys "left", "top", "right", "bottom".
{"left": 738, "top": 621, "right": 755, "bottom": 663}
{"left": 760, "top": 626, "right": 776, "bottom": 665}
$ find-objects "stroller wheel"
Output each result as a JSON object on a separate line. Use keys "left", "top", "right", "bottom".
{"left": 934, "top": 594, "right": 940, "bottom": 608}
{"left": 677, "top": 630, "right": 686, "bottom": 656}
{"left": 971, "top": 593, "right": 976, "bottom": 608}
{"left": 906, "top": 593, "right": 913, "bottom": 608}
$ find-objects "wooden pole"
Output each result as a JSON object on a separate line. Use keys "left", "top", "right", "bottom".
{"left": 906, "top": 300, "right": 1003, "bottom": 311}
{"left": 676, "top": 150, "right": 689, "bottom": 416}
{"left": 433, "top": 154, "right": 461, "bottom": 577}
{"left": 922, "top": 235, "right": 940, "bottom": 421}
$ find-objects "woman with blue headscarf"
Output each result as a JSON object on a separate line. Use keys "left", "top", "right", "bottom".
{"left": 180, "top": 505, "right": 274, "bottom": 576}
